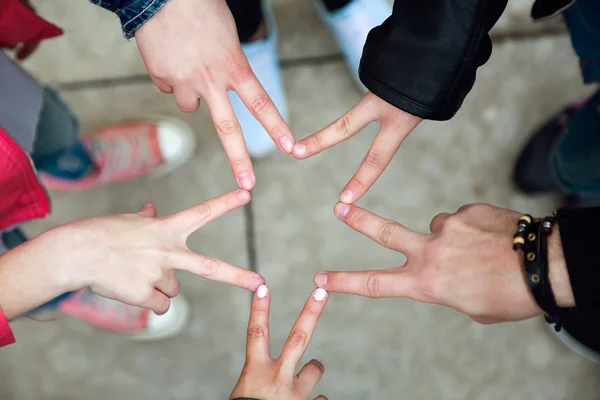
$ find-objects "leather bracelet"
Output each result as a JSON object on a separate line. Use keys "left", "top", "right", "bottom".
{"left": 514, "top": 214, "right": 570, "bottom": 331}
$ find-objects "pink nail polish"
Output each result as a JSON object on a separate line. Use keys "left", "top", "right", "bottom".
{"left": 294, "top": 143, "right": 307, "bottom": 157}
{"left": 256, "top": 285, "right": 269, "bottom": 299}
{"left": 340, "top": 190, "right": 353, "bottom": 204}
{"left": 280, "top": 136, "right": 293, "bottom": 153}
{"left": 315, "top": 273, "right": 327, "bottom": 287}
{"left": 335, "top": 203, "right": 350, "bottom": 218}
{"left": 313, "top": 288, "right": 328, "bottom": 301}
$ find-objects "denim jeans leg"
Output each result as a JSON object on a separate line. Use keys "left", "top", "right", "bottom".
{"left": 563, "top": 0, "right": 600, "bottom": 84}
{"left": 551, "top": 89, "right": 600, "bottom": 196}
{"left": 31, "top": 87, "right": 94, "bottom": 180}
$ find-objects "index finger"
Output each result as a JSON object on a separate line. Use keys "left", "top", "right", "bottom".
{"left": 314, "top": 269, "right": 415, "bottom": 299}
{"left": 233, "top": 75, "right": 295, "bottom": 154}
{"left": 165, "top": 190, "right": 251, "bottom": 238}
{"left": 279, "top": 288, "right": 328, "bottom": 375}
{"left": 333, "top": 203, "right": 425, "bottom": 255}
{"left": 246, "top": 285, "right": 271, "bottom": 364}
{"left": 292, "top": 95, "right": 376, "bottom": 159}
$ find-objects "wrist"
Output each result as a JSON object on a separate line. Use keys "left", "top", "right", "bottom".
{"left": 548, "top": 224, "right": 575, "bottom": 308}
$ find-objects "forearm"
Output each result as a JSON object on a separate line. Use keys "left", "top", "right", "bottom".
{"left": 0, "top": 232, "right": 71, "bottom": 320}
{"left": 359, "top": 0, "right": 508, "bottom": 120}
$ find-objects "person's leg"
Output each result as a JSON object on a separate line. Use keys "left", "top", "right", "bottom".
{"left": 32, "top": 87, "right": 196, "bottom": 192}
{"left": 314, "top": 0, "right": 391, "bottom": 90}
{"left": 226, "top": 0, "right": 287, "bottom": 158}
{"left": 513, "top": 0, "right": 600, "bottom": 206}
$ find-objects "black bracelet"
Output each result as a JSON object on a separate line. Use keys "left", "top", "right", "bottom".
{"left": 513, "top": 214, "right": 570, "bottom": 331}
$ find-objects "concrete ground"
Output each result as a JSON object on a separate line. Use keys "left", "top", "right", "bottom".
{"left": 2, "top": 0, "right": 600, "bottom": 399}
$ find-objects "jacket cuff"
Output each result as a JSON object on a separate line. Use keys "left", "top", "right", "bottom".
{"left": 90, "top": 0, "right": 169, "bottom": 39}
{"left": 0, "top": 307, "right": 15, "bottom": 348}
{"left": 556, "top": 206, "right": 600, "bottom": 312}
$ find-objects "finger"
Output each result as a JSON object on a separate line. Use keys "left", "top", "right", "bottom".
{"left": 314, "top": 269, "right": 415, "bottom": 299}
{"left": 137, "top": 203, "right": 157, "bottom": 217}
{"left": 246, "top": 285, "right": 271, "bottom": 363}
{"left": 297, "top": 359, "right": 325, "bottom": 397}
{"left": 16, "top": 42, "right": 39, "bottom": 60}
{"left": 234, "top": 76, "right": 295, "bottom": 154}
{"left": 206, "top": 94, "right": 255, "bottom": 190}
{"left": 142, "top": 289, "right": 171, "bottom": 315}
{"left": 155, "top": 274, "right": 181, "bottom": 298}
{"left": 280, "top": 288, "right": 328, "bottom": 374}
{"left": 169, "top": 251, "right": 265, "bottom": 291}
{"left": 173, "top": 87, "right": 200, "bottom": 113}
{"left": 333, "top": 203, "right": 425, "bottom": 254}
{"left": 151, "top": 78, "right": 174, "bottom": 94}
{"left": 292, "top": 95, "right": 376, "bottom": 159}
{"left": 339, "top": 125, "right": 411, "bottom": 204}
{"left": 313, "top": 397, "right": 328, "bottom": 400}
{"left": 430, "top": 212, "right": 451, "bottom": 233}
{"left": 166, "top": 190, "right": 251, "bottom": 238}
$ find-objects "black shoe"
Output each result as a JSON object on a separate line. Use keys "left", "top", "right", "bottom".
{"left": 1, "top": 227, "right": 28, "bottom": 250}
{"left": 564, "top": 194, "right": 600, "bottom": 209}
{"left": 552, "top": 310, "right": 600, "bottom": 364}
{"left": 513, "top": 105, "right": 580, "bottom": 195}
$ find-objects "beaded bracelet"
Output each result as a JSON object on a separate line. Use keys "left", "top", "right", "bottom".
{"left": 513, "top": 213, "right": 570, "bottom": 331}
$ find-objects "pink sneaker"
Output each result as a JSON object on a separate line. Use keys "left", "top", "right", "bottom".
{"left": 58, "top": 289, "right": 190, "bottom": 341}
{"left": 40, "top": 117, "right": 195, "bottom": 191}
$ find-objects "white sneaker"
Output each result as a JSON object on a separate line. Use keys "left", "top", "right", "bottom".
{"left": 58, "top": 290, "right": 190, "bottom": 341}
{"left": 228, "top": 3, "right": 288, "bottom": 158}
{"left": 315, "top": 0, "right": 392, "bottom": 91}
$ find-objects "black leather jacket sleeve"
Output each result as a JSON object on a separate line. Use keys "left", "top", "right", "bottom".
{"left": 359, "top": 0, "right": 509, "bottom": 121}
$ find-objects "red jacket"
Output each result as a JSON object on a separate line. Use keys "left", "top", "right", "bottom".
{"left": 0, "top": 0, "right": 62, "bottom": 348}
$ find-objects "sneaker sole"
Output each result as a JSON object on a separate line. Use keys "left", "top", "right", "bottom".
{"left": 126, "top": 295, "right": 191, "bottom": 341}
{"left": 548, "top": 323, "right": 600, "bottom": 364}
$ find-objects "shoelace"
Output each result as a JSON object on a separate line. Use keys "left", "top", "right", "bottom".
{"left": 87, "top": 126, "right": 157, "bottom": 180}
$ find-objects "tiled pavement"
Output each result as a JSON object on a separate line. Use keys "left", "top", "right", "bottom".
{"left": 2, "top": 1, "right": 599, "bottom": 399}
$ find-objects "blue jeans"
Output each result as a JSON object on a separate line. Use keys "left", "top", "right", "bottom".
{"left": 550, "top": 0, "right": 600, "bottom": 196}
{"left": 1, "top": 87, "right": 92, "bottom": 312}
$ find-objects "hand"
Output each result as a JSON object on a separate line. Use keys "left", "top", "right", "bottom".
{"left": 315, "top": 203, "right": 574, "bottom": 324}
{"left": 134, "top": 0, "right": 294, "bottom": 190}
{"left": 292, "top": 92, "right": 422, "bottom": 203}
{"left": 47, "top": 190, "right": 264, "bottom": 315}
{"left": 230, "top": 285, "right": 329, "bottom": 400}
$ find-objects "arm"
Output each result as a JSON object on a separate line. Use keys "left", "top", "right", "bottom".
{"left": 315, "top": 202, "right": 585, "bottom": 324}
{"left": 0, "top": 190, "right": 264, "bottom": 325}
{"left": 360, "top": 0, "right": 509, "bottom": 121}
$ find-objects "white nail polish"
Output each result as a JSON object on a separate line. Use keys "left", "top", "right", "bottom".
{"left": 256, "top": 285, "right": 269, "bottom": 299}
{"left": 313, "top": 288, "right": 328, "bottom": 301}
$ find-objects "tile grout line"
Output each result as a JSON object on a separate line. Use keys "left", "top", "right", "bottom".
{"left": 243, "top": 197, "right": 258, "bottom": 276}
{"left": 55, "top": 27, "right": 567, "bottom": 92}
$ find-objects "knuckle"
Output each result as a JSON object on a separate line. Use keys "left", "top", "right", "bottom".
{"left": 457, "top": 204, "right": 476, "bottom": 214}
{"left": 201, "top": 258, "right": 220, "bottom": 276}
{"left": 195, "top": 202, "right": 212, "bottom": 220}
{"left": 348, "top": 176, "right": 367, "bottom": 190}
{"left": 348, "top": 208, "right": 365, "bottom": 227}
{"left": 335, "top": 115, "right": 353, "bottom": 137}
{"left": 247, "top": 325, "right": 267, "bottom": 340}
{"left": 378, "top": 222, "right": 398, "bottom": 246}
{"left": 364, "top": 150, "right": 384, "bottom": 169}
{"left": 364, "top": 272, "right": 381, "bottom": 298}
{"left": 251, "top": 95, "right": 271, "bottom": 116}
{"left": 288, "top": 329, "right": 308, "bottom": 347}
{"left": 216, "top": 119, "right": 241, "bottom": 137}
{"left": 304, "top": 304, "right": 321, "bottom": 317}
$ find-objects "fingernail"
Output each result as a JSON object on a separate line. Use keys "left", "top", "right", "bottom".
{"left": 256, "top": 285, "right": 269, "bottom": 299}
{"left": 315, "top": 273, "right": 327, "bottom": 287}
{"left": 335, "top": 203, "right": 350, "bottom": 218}
{"left": 237, "top": 172, "right": 254, "bottom": 190}
{"left": 315, "top": 358, "right": 324, "bottom": 365}
{"left": 237, "top": 190, "right": 251, "bottom": 202}
{"left": 313, "top": 288, "right": 328, "bottom": 301}
{"left": 340, "top": 190, "right": 354, "bottom": 204}
{"left": 280, "top": 136, "right": 293, "bottom": 153}
{"left": 293, "top": 143, "right": 307, "bottom": 157}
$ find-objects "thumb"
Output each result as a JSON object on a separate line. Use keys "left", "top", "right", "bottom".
{"left": 137, "top": 203, "right": 157, "bottom": 217}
